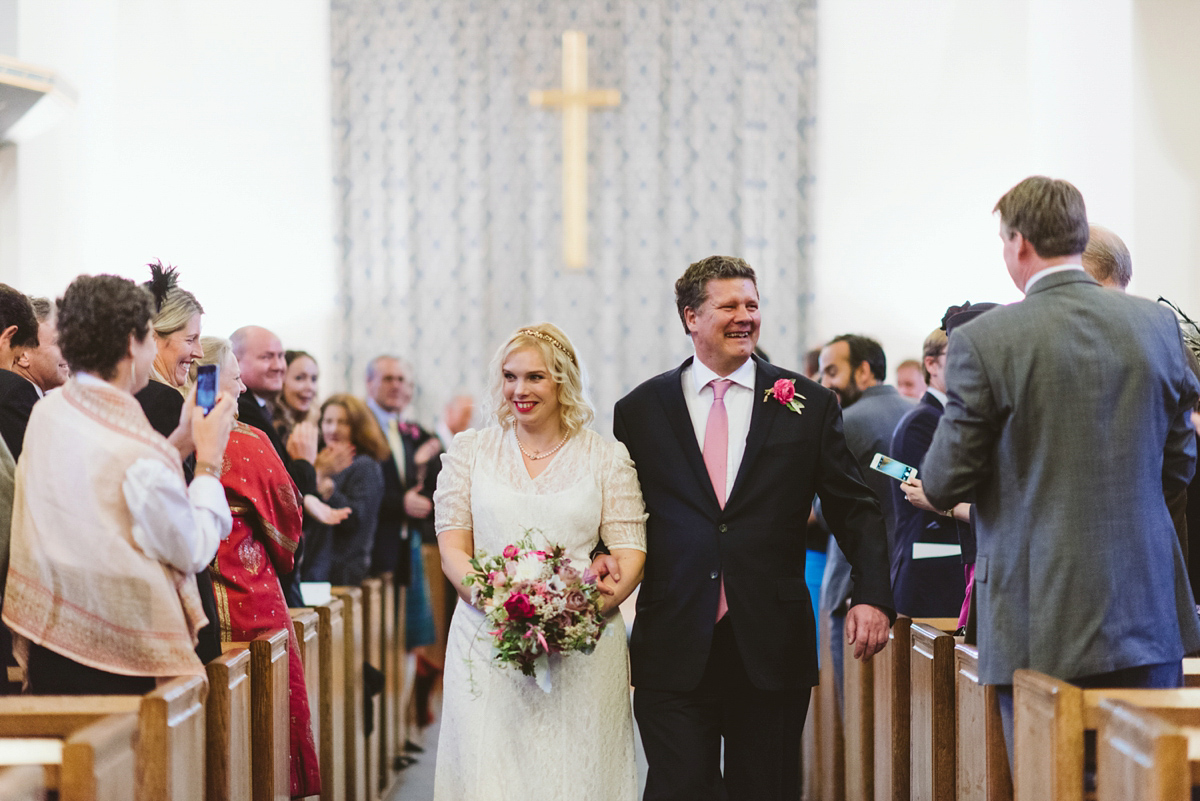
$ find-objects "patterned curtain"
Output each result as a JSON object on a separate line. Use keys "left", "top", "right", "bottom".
{"left": 331, "top": 0, "right": 816, "bottom": 430}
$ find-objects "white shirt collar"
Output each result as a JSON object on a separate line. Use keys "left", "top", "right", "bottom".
{"left": 926, "top": 386, "right": 948, "bottom": 406}
{"left": 690, "top": 356, "right": 756, "bottom": 395}
{"left": 1025, "top": 264, "right": 1085, "bottom": 294}
{"left": 75, "top": 372, "right": 108, "bottom": 389}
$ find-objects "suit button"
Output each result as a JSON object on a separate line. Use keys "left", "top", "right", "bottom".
{"left": 710, "top": 571, "right": 719, "bottom": 579}
{"left": 718, "top": 524, "right": 728, "bottom": 533}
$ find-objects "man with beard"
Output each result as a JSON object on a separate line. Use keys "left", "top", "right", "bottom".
{"left": 817, "top": 334, "right": 913, "bottom": 708}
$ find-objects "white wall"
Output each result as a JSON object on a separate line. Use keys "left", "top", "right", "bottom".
{"left": 1, "top": 1, "right": 338, "bottom": 381}
{"left": 813, "top": 0, "right": 1199, "bottom": 373}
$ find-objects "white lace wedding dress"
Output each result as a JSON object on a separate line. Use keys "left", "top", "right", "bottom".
{"left": 432, "top": 426, "right": 647, "bottom": 801}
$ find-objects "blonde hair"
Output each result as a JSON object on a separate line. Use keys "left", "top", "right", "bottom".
{"left": 488, "top": 323, "right": 593, "bottom": 436}
{"left": 187, "top": 335, "right": 234, "bottom": 382}
{"left": 921, "top": 328, "right": 948, "bottom": 384}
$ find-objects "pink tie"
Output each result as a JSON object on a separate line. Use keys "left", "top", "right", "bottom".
{"left": 703, "top": 379, "right": 731, "bottom": 622}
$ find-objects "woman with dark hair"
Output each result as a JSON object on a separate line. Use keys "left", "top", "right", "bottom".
{"left": 274, "top": 350, "right": 319, "bottom": 446}
{"left": 302, "top": 394, "right": 386, "bottom": 585}
{"left": 2, "top": 274, "right": 235, "bottom": 694}
{"left": 190, "top": 337, "right": 321, "bottom": 797}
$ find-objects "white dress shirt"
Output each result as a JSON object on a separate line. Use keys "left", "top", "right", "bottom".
{"left": 682, "top": 356, "right": 757, "bottom": 491}
{"left": 76, "top": 373, "right": 232, "bottom": 575}
{"left": 926, "top": 386, "right": 948, "bottom": 407}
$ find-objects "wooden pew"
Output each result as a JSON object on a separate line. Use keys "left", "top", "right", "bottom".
{"left": 955, "top": 643, "right": 1012, "bottom": 801}
{"left": 1094, "top": 700, "right": 1200, "bottom": 801}
{"left": 843, "top": 630, "right": 874, "bottom": 801}
{"left": 1012, "top": 669, "right": 1200, "bottom": 801}
{"left": 816, "top": 611, "right": 845, "bottom": 801}
{"left": 392, "top": 577, "right": 408, "bottom": 774}
{"left": 1183, "top": 657, "right": 1200, "bottom": 688}
{"left": 225, "top": 628, "right": 289, "bottom": 801}
{"left": 206, "top": 648, "right": 252, "bottom": 801}
{"left": 378, "top": 573, "right": 396, "bottom": 791}
{"left": 332, "top": 587, "right": 366, "bottom": 801}
{"left": 359, "top": 578, "right": 383, "bottom": 799}
{"left": 290, "top": 607, "right": 323, "bottom": 780}
{"left": 909, "top": 619, "right": 959, "bottom": 801}
{"left": 0, "top": 712, "right": 138, "bottom": 801}
{"left": 0, "top": 673, "right": 207, "bottom": 801}
{"left": 874, "top": 616, "right": 912, "bottom": 801}
{"left": 313, "top": 598, "right": 347, "bottom": 801}
{"left": 0, "top": 764, "right": 48, "bottom": 800}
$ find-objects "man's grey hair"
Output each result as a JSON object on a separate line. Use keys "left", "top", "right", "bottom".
{"left": 365, "top": 354, "right": 413, "bottom": 383}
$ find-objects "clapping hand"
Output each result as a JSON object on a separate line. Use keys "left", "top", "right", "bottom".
{"left": 414, "top": 437, "right": 442, "bottom": 466}
{"left": 315, "top": 442, "right": 356, "bottom": 480}
{"left": 404, "top": 487, "right": 433, "bottom": 519}
{"left": 288, "top": 421, "right": 319, "bottom": 464}
{"left": 304, "top": 494, "right": 353, "bottom": 526}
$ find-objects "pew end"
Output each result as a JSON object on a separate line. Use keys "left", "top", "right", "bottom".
{"left": 206, "top": 648, "right": 252, "bottom": 801}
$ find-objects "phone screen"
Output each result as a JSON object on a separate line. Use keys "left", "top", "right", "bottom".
{"left": 196, "top": 364, "right": 218, "bottom": 414}
{"left": 870, "top": 453, "right": 917, "bottom": 483}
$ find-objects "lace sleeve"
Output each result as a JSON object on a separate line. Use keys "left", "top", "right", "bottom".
{"left": 598, "top": 440, "right": 648, "bottom": 552}
{"left": 433, "top": 428, "right": 478, "bottom": 535}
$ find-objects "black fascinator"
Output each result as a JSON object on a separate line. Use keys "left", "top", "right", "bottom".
{"left": 144, "top": 259, "right": 179, "bottom": 312}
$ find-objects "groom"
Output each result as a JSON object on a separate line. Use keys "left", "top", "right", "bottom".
{"left": 613, "top": 256, "right": 895, "bottom": 800}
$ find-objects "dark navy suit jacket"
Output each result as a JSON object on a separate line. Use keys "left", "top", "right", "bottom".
{"left": 888, "top": 391, "right": 966, "bottom": 617}
{"left": 614, "top": 356, "right": 894, "bottom": 693}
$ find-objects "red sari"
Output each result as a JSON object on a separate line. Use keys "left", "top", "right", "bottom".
{"left": 208, "top": 422, "right": 321, "bottom": 798}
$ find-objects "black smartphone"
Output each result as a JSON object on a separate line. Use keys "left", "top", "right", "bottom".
{"left": 196, "top": 364, "right": 219, "bottom": 414}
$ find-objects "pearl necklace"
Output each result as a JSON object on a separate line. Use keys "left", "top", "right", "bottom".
{"left": 516, "top": 431, "right": 569, "bottom": 460}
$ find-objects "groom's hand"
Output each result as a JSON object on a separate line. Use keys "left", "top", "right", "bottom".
{"left": 588, "top": 554, "right": 622, "bottom": 596}
{"left": 845, "top": 603, "right": 890, "bottom": 661}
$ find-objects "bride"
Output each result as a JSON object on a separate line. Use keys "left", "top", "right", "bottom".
{"left": 433, "top": 323, "right": 646, "bottom": 800}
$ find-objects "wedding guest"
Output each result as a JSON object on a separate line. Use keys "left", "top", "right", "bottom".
{"left": 274, "top": 349, "right": 320, "bottom": 445}
{"left": 434, "top": 323, "right": 647, "bottom": 799}
{"left": 1081, "top": 224, "right": 1132, "bottom": 290}
{"left": 0, "top": 285, "right": 40, "bottom": 459}
{"left": 135, "top": 261, "right": 204, "bottom": 446}
{"left": 303, "top": 394, "right": 386, "bottom": 585}
{"left": 133, "top": 262, "right": 222, "bottom": 663}
{"left": 894, "top": 358, "right": 927, "bottom": 400}
{"left": 190, "top": 337, "right": 321, "bottom": 797}
{"left": 13, "top": 298, "right": 69, "bottom": 394}
{"left": 3, "top": 274, "right": 235, "bottom": 694}
{"left": 435, "top": 394, "right": 474, "bottom": 450}
{"left": 231, "top": 325, "right": 318, "bottom": 607}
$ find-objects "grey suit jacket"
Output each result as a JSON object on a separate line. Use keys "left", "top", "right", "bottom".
{"left": 819, "top": 384, "right": 914, "bottom": 613}
{"left": 923, "top": 270, "right": 1200, "bottom": 685}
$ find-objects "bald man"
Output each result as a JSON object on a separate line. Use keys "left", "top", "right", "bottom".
{"left": 1081, "top": 224, "right": 1132, "bottom": 290}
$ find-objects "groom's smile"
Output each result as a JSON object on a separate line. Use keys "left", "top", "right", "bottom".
{"left": 684, "top": 277, "right": 761, "bottom": 376}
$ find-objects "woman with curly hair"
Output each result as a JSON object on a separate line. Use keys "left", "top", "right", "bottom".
{"left": 302, "top": 394, "right": 386, "bottom": 585}
{"left": 3, "top": 274, "right": 235, "bottom": 693}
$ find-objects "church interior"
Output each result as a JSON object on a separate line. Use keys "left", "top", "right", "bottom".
{"left": 2, "top": 1, "right": 1200, "bottom": 800}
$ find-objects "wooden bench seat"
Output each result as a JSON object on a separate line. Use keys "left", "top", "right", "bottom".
{"left": 332, "top": 587, "right": 366, "bottom": 801}
{"left": 909, "top": 619, "right": 960, "bottom": 801}
{"left": 0, "top": 673, "right": 206, "bottom": 801}
{"left": 313, "top": 597, "right": 347, "bottom": 801}
{"left": 206, "top": 648, "right": 251, "bottom": 801}
{"left": 1094, "top": 699, "right": 1200, "bottom": 800}
{"left": 224, "top": 628, "right": 289, "bottom": 801}
{"left": 955, "top": 643, "right": 1012, "bottom": 801}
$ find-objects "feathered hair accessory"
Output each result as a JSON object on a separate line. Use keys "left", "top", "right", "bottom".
{"left": 1159, "top": 297, "right": 1200, "bottom": 364}
{"left": 145, "top": 259, "right": 179, "bottom": 312}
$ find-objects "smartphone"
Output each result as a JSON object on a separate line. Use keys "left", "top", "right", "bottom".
{"left": 870, "top": 452, "right": 917, "bottom": 483}
{"left": 196, "top": 364, "right": 219, "bottom": 414}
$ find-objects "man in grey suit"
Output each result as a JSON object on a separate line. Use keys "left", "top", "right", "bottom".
{"left": 817, "top": 334, "right": 913, "bottom": 707}
{"left": 922, "top": 176, "right": 1200, "bottom": 761}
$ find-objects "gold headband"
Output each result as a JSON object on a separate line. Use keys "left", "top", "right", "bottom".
{"left": 518, "top": 328, "right": 576, "bottom": 365}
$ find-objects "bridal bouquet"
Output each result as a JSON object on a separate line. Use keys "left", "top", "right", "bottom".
{"left": 462, "top": 531, "right": 606, "bottom": 690}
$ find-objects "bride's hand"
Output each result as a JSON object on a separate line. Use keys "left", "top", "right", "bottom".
{"left": 588, "top": 554, "right": 621, "bottom": 598}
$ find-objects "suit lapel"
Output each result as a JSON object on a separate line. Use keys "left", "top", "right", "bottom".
{"left": 727, "top": 356, "right": 779, "bottom": 506}
{"left": 656, "top": 358, "right": 722, "bottom": 511}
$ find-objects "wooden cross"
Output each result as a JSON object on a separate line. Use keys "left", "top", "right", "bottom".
{"left": 528, "top": 31, "right": 620, "bottom": 269}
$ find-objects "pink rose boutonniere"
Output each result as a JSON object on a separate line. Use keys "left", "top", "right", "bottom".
{"left": 763, "top": 378, "right": 805, "bottom": 415}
